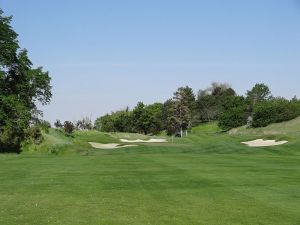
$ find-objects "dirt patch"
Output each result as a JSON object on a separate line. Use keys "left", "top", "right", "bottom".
{"left": 89, "top": 142, "right": 137, "bottom": 149}
{"left": 241, "top": 139, "right": 288, "bottom": 147}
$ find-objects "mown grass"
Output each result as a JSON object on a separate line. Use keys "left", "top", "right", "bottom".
{"left": 0, "top": 120, "right": 300, "bottom": 224}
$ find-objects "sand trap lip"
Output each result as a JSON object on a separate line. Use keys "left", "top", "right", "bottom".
{"left": 242, "top": 139, "right": 288, "bottom": 147}
{"left": 120, "top": 138, "right": 168, "bottom": 143}
{"left": 89, "top": 142, "right": 137, "bottom": 149}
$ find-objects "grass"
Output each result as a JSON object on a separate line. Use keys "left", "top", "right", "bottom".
{"left": 1, "top": 120, "right": 300, "bottom": 224}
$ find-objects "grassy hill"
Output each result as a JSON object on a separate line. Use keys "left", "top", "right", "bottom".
{"left": 23, "top": 116, "right": 300, "bottom": 155}
{"left": 229, "top": 116, "right": 300, "bottom": 137}
{"left": 1, "top": 119, "right": 300, "bottom": 224}
{"left": 22, "top": 128, "right": 159, "bottom": 155}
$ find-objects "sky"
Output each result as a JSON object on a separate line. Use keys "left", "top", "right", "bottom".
{"left": 1, "top": 0, "right": 300, "bottom": 124}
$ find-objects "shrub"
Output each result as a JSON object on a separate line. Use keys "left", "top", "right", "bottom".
{"left": 25, "top": 126, "right": 44, "bottom": 145}
{"left": 253, "top": 98, "right": 300, "bottom": 127}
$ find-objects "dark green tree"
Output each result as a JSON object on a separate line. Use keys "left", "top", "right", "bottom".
{"left": 113, "top": 110, "right": 133, "bottom": 133}
{"left": 54, "top": 119, "right": 63, "bottom": 128}
{"left": 195, "top": 82, "right": 236, "bottom": 123}
{"left": 173, "top": 86, "right": 196, "bottom": 136}
{"left": 252, "top": 98, "right": 300, "bottom": 127}
{"left": 63, "top": 121, "right": 75, "bottom": 135}
{"left": 141, "top": 103, "right": 164, "bottom": 134}
{"left": 0, "top": 9, "right": 52, "bottom": 152}
{"left": 95, "top": 108, "right": 133, "bottom": 133}
{"left": 163, "top": 99, "right": 181, "bottom": 136}
{"left": 95, "top": 114, "right": 115, "bottom": 132}
{"left": 132, "top": 102, "right": 146, "bottom": 134}
{"left": 218, "top": 96, "right": 248, "bottom": 130}
{"left": 247, "top": 83, "right": 271, "bottom": 108}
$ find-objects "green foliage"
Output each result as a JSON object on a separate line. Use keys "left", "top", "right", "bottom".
{"left": 54, "top": 119, "right": 63, "bottom": 128}
{"left": 95, "top": 109, "right": 133, "bottom": 133}
{"left": 95, "top": 114, "right": 116, "bottom": 132}
{"left": 36, "top": 120, "right": 51, "bottom": 133}
{"left": 163, "top": 99, "right": 180, "bottom": 135}
{"left": 95, "top": 103, "right": 164, "bottom": 135}
{"left": 229, "top": 115, "right": 300, "bottom": 136}
{"left": 217, "top": 83, "right": 300, "bottom": 130}
{"left": 89, "top": 88, "right": 196, "bottom": 137}
{"left": 0, "top": 95, "right": 31, "bottom": 153}
{"left": 0, "top": 9, "right": 18, "bottom": 66}
{"left": 159, "top": 86, "right": 197, "bottom": 136}
{"left": 113, "top": 109, "right": 133, "bottom": 133}
{"left": 218, "top": 96, "right": 248, "bottom": 130}
{"left": 132, "top": 102, "right": 146, "bottom": 133}
{"left": 75, "top": 116, "right": 93, "bottom": 130}
{"left": 63, "top": 121, "right": 75, "bottom": 135}
{"left": 196, "top": 94, "right": 218, "bottom": 122}
{"left": 24, "top": 126, "right": 44, "bottom": 145}
{"left": 246, "top": 83, "right": 272, "bottom": 114}
{"left": 141, "top": 103, "right": 164, "bottom": 134}
{"left": 247, "top": 83, "right": 272, "bottom": 104}
{"left": 252, "top": 98, "right": 300, "bottom": 127}
{"left": 93, "top": 82, "right": 299, "bottom": 134}
{"left": 172, "top": 86, "right": 196, "bottom": 133}
{"left": 195, "top": 82, "right": 236, "bottom": 123}
{"left": 93, "top": 81, "right": 300, "bottom": 134}
{"left": 0, "top": 9, "right": 51, "bottom": 152}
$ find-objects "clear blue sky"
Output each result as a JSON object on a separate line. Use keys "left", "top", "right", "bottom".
{"left": 1, "top": 0, "right": 300, "bottom": 123}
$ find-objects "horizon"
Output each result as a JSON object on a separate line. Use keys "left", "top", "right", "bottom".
{"left": 1, "top": 0, "right": 300, "bottom": 123}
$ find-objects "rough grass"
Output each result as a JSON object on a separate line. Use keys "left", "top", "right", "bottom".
{"left": 229, "top": 116, "right": 300, "bottom": 137}
{"left": 1, "top": 120, "right": 300, "bottom": 224}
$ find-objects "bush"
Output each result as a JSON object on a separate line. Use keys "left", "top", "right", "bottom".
{"left": 25, "top": 125, "right": 44, "bottom": 145}
{"left": 253, "top": 98, "right": 300, "bottom": 127}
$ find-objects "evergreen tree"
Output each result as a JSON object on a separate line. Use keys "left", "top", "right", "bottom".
{"left": 173, "top": 86, "right": 196, "bottom": 136}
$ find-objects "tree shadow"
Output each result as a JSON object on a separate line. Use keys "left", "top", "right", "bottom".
{"left": 0, "top": 144, "right": 21, "bottom": 154}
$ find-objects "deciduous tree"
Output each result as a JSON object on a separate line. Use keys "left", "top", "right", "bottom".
{"left": 0, "top": 9, "right": 52, "bottom": 152}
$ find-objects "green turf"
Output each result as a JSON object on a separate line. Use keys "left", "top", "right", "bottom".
{"left": 1, "top": 120, "right": 300, "bottom": 224}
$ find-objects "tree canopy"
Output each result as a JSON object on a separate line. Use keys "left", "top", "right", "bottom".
{"left": 0, "top": 9, "right": 52, "bottom": 152}
{"left": 94, "top": 82, "right": 300, "bottom": 135}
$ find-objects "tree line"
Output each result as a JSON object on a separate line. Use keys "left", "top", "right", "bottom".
{"left": 95, "top": 83, "right": 300, "bottom": 135}
{"left": 94, "top": 86, "right": 196, "bottom": 136}
{"left": 2, "top": 8, "right": 300, "bottom": 153}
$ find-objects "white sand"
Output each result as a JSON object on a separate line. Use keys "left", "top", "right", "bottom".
{"left": 241, "top": 139, "right": 288, "bottom": 147}
{"left": 120, "top": 138, "right": 168, "bottom": 143}
{"left": 89, "top": 142, "right": 137, "bottom": 149}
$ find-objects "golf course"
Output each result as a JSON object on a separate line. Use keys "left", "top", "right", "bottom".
{"left": 1, "top": 1, "right": 300, "bottom": 224}
{"left": 1, "top": 118, "right": 300, "bottom": 225}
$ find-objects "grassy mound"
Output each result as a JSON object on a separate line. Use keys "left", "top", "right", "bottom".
{"left": 229, "top": 116, "right": 300, "bottom": 137}
{"left": 22, "top": 129, "right": 156, "bottom": 155}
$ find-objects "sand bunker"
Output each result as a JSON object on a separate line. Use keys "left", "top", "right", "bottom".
{"left": 120, "top": 138, "right": 168, "bottom": 143}
{"left": 242, "top": 139, "right": 288, "bottom": 147}
{"left": 89, "top": 142, "right": 137, "bottom": 149}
